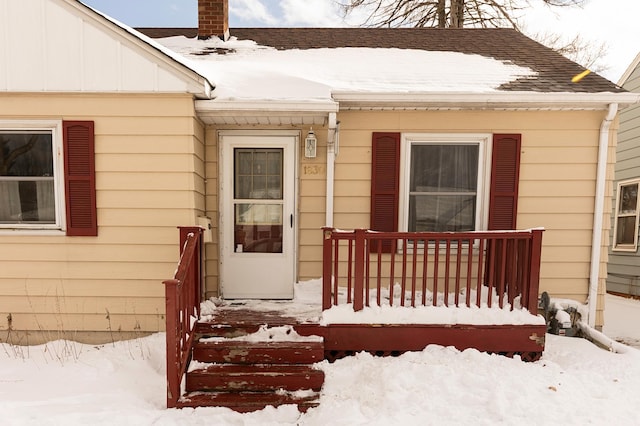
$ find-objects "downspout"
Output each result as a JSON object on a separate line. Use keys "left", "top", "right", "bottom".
{"left": 325, "top": 113, "right": 338, "bottom": 227}
{"left": 588, "top": 103, "right": 618, "bottom": 327}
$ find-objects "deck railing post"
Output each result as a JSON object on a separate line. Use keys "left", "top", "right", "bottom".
{"left": 526, "top": 229, "right": 544, "bottom": 313}
{"left": 353, "top": 229, "right": 366, "bottom": 312}
{"left": 163, "top": 227, "right": 205, "bottom": 408}
{"left": 163, "top": 278, "right": 180, "bottom": 408}
{"left": 178, "top": 226, "right": 203, "bottom": 318}
{"left": 322, "top": 227, "right": 334, "bottom": 311}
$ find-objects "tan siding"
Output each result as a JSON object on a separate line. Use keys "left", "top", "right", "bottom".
{"left": 518, "top": 197, "right": 596, "bottom": 214}
{"left": 517, "top": 213, "right": 593, "bottom": 229}
{"left": 300, "top": 196, "right": 326, "bottom": 213}
{"left": 97, "top": 135, "right": 198, "bottom": 154}
{"left": 0, "top": 296, "right": 163, "bottom": 315}
{"left": 5, "top": 313, "right": 165, "bottom": 339}
{"left": 97, "top": 172, "right": 198, "bottom": 191}
{"left": 2, "top": 261, "right": 176, "bottom": 280}
{"left": 0, "top": 93, "right": 202, "bottom": 339}
{"left": 519, "top": 180, "right": 595, "bottom": 197}
{"left": 0, "top": 243, "right": 177, "bottom": 262}
{"left": 203, "top": 109, "right": 611, "bottom": 326}
{"left": 332, "top": 109, "right": 610, "bottom": 326}
{"left": 98, "top": 190, "right": 197, "bottom": 209}
{"left": 96, "top": 153, "right": 197, "bottom": 172}
{"left": 0, "top": 279, "right": 163, "bottom": 297}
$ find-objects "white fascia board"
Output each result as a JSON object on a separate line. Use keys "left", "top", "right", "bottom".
{"left": 332, "top": 91, "right": 640, "bottom": 110}
{"left": 618, "top": 52, "right": 640, "bottom": 86}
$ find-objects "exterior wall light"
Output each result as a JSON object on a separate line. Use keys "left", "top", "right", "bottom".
{"left": 305, "top": 129, "right": 317, "bottom": 158}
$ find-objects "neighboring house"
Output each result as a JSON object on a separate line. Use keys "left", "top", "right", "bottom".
{"left": 607, "top": 54, "right": 640, "bottom": 298}
{"left": 0, "top": 0, "right": 637, "bottom": 345}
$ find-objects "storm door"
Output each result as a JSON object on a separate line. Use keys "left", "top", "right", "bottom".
{"left": 220, "top": 134, "right": 296, "bottom": 299}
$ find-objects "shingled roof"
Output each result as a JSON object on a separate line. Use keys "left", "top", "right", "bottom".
{"left": 136, "top": 27, "right": 623, "bottom": 94}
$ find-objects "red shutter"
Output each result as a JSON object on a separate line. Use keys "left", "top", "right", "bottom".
{"left": 488, "top": 134, "right": 521, "bottom": 230}
{"left": 63, "top": 121, "right": 97, "bottom": 236}
{"left": 370, "top": 132, "right": 400, "bottom": 252}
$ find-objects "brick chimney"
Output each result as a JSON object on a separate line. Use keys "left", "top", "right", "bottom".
{"left": 198, "top": 0, "right": 229, "bottom": 40}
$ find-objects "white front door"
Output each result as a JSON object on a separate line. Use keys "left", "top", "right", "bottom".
{"left": 219, "top": 133, "right": 297, "bottom": 299}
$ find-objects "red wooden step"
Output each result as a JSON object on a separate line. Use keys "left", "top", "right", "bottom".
{"left": 195, "top": 323, "right": 261, "bottom": 338}
{"left": 177, "top": 391, "right": 321, "bottom": 413}
{"left": 186, "top": 364, "right": 325, "bottom": 392}
{"left": 192, "top": 340, "right": 324, "bottom": 364}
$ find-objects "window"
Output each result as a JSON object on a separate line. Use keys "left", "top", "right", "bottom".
{"left": 399, "top": 134, "right": 490, "bottom": 233}
{"left": 370, "top": 132, "right": 520, "bottom": 253}
{"left": 0, "top": 120, "right": 96, "bottom": 235}
{"left": 0, "top": 122, "right": 63, "bottom": 229}
{"left": 613, "top": 179, "right": 640, "bottom": 252}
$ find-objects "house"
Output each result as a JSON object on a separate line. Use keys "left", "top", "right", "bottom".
{"left": 1, "top": 0, "right": 637, "bottom": 352}
{"left": 607, "top": 54, "right": 640, "bottom": 298}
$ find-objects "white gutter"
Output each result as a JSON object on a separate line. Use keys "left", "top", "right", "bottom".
{"left": 325, "top": 112, "right": 338, "bottom": 227}
{"left": 332, "top": 91, "right": 640, "bottom": 110}
{"left": 588, "top": 103, "right": 618, "bottom": 327}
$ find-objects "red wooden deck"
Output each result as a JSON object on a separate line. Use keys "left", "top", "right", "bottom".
{"left": 200, "top": 303, "right": 544, "bottom": 359}
{"left": 200, "top": 303, "right": 545, "bottom": 359}
{"left": 163, "top": 227, "right": 546, "bottom": 411}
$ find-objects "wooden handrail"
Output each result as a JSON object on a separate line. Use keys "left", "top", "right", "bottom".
{"left": 163, "top": 226, "right": 203, "bottom": 408}
{"left": 322, "top": 228, "right": 544, "bottom": 314}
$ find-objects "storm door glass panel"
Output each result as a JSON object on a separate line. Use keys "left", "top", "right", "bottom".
{"left": 408, "top": 144, "right": 478, "bottom": 232}
{"left": 0, "top": 132, "right": 55, "bottom": 224}
{"left": 233, "top": 148, "right": 284, "bottom": 253}
{"left": 616, "top": 182, "right": 639, "bottom": 246}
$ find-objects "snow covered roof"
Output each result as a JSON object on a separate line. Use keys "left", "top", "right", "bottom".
{"left": 132, "top": 27, "right": 640, "bottom": 123}
{"left": 43, "top": 2, "right": 637, "bottom": 120}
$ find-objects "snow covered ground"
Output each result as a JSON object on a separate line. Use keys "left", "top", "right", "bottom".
{"left": 1, "top": 293, "right": 639, "bottom": 425}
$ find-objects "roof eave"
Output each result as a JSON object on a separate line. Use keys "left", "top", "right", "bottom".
{"left": 332, "top": 91, "right": 640, "bottom": 110}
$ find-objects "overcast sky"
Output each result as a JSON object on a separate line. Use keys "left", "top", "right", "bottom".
{"left": 81, "top": 0, "right": 640, "bottom": 83}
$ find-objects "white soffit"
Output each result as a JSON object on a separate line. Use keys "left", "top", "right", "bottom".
{"left": 195, "top": 99, "right": 339, "bottom": 125}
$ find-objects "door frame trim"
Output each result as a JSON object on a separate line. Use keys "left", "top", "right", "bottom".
{"left": 217, "top": 130, "right": 300, "bottom": 298}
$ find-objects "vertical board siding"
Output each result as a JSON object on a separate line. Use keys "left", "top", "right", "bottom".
{"left": 0, "top": 0, "right": 202, "bottom": 94}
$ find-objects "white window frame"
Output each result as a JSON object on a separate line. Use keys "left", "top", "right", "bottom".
{"left": 399, "top": 133, "right": 492, "bottom": 234}
{"left": 612, "top": 178, "right": 640, "bottom": 252}
{"left": 0, "top": 120, "right": 66, "bottom": 232}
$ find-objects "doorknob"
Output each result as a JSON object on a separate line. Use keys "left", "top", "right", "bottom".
{"left": 290, "top": 214, "right": 293, "bottom": 228}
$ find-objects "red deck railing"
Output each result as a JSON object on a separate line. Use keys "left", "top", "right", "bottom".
{"left": 322, "top": 228, "right": 543, "bottom": 314}
{"left": 163, "top": 226, "right": 203, "bottom": 408}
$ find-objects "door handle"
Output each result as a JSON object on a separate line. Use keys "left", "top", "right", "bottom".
{"left": 290, "top": 214, "right": 293, "bottom": 228}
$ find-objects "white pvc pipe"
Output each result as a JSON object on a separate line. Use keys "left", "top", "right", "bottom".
{"left": 325, "top": 112, "right": 337, "bottom": 227}
{"left": 588, "top": 103, "right": 618, "bottom": 327}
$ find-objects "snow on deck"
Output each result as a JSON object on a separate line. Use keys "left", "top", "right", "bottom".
{"left": 200, "top": 279, "right": 545, "bottom": 327}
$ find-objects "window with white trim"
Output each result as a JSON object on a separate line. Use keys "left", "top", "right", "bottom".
{"left": 613, "top": 179, "right": 640, "bottom": 252}
{"left": 399, "top": 134, "right": 490, "bottom": 232}
{"left": 0, "top": 121, "right": 64, "bottom": 230}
